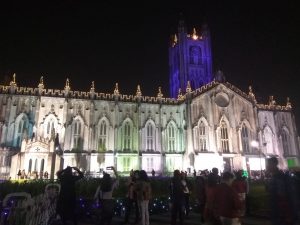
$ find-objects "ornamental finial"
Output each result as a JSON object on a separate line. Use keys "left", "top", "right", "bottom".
{"left": 286, "top": 97, "right": 292, "bottom": 109}
{"left": 64, "top": 78, "right": 70, "bottom": 91}
{"left": 136, "top": 85, "right": 142, "bottom": 97}
{"left": 177, "top": 88, "right": 184, "bottom": 101}
{"left": 269, "top": 96, "right": 276, "bottom": 106}
{"left": 174, "top": 34, "right": 178, "bottom": 43}
{"left": 186, "top": 81, "right": 192, "bottom": 93}
{"left": 157, "top": 87, "right": 163, "bottom": 98}
{"left": 38, "top": 76, "right": 44, "bottom": 89}
{"left": 90, "top": 81, "right": 95, "bottom": 92}
{"left": 10, "top": 73, "right": 17, "bottom": 86}
{"left": 171, "top": 34, "right": 178, "bottom": 47}
{"left": 114, "top": 83, "right": 119, "bottom": 95}
{"left": 192, "top": 27, "right": 198, "bottom": 40}
{"left": 248, "top": 85, "right": 257, "bottom": 103}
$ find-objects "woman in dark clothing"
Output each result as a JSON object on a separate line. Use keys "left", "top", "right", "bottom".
{"left": 170, "top": 170, "right": 185, "bottom": 225}
{"left": 94, "top": 167, "right": 119, "bottom": 225}
{"left": 56, "top": 166, "right": 84, "bottom": 225}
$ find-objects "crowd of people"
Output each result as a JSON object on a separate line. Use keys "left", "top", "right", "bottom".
{"left": 54, "top": 157, "right": 300, "bottom": 225}
{"left": 17, "top": 169, "right": 49, "bottom": 180}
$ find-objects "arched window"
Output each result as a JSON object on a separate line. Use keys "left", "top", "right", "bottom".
{"left": 123, "top": 121, "right": 131, "bottom": 150}
{"left": 281, "top": 129, "right": 290, "bottom": 155}
{"left": 28, "top": 159, "right": 32, "bottom": 173}
{"left": 44, "top": 115, "right": 58, "bottom": 139}
{"left": 220, "top": 120, "right": 229, "bottom": 153}
{"left": 47, "top": 119, "right": 55, "bottom": 135}
{"left": 146, "top": 123, "right": 154, "bottom": 150}
{"left": 189, "top": 46, "right": 202, "bottom": 65}
{"left": 98, "top": 120, "right": 107, "bottom": 151}
{"left": 199, "top": 121, "right": 207, "bottom": 151}
{"left": 241, "top": 124, "right": 250, "bottom": 153}
{"left": 16, "top": 115, "right": 28, "bottom": 147}
{"left": 73, "top": 119, "right": 82, "bottom": 149}
{"left": 167, "top": 123, "right": 176, "bottom": 152}
{"left": 34, "top": 159, "right": 38, "bottom": 172}
{"left": 40, "top": 159, "right": 44, "bottom": 172}
{"left": 263, "top": 126, "right": 274, "bottom": 154}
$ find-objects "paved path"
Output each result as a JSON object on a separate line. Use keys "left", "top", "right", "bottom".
{"left": 79, "top": 212, "right": 271, "bottom": 225}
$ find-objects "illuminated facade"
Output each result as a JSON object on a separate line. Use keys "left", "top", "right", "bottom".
{"left": 0, "top": 22, "right": 299, "bottom": 179}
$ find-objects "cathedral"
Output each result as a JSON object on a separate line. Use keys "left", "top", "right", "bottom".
{"left": 0, "top": 21, "right": 299, "bottom": 179}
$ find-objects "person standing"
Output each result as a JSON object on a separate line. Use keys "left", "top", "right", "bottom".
{"left": 204, "top": 172, "right": 220, "bottom": 225}
{"left": 151, "top": 169, "right": 155, "bottom": 177}
{"left": 17, "top": 169, "right": 21, "bottom": 179}
{"left": 214, "top": 172, "right": 242, "bottom": 225}
{"left": 56, "top": 166, "right": 84, "bottom": 225}
{"left": 124, "top": 170, "right": 140, "bottom": 225}
{"left": 266, "top": 157, "right": 298, "bottom": 225}
{"left": 135, "top": 170, "right": 151, "bottom": 225}
{"left": 94, "top": 166, "right": 119, "bottom": 225}
{"left": 170, "top": 170, "right": 185, "bottom": 225}
{"left": 232, "top": 170, "right": 248, "bottom": 219}
{"left": 181, "top": 172, "right": 191, "bottom": 217}
{"left": 195, "top": 171, "right": 207, "bottom": 223}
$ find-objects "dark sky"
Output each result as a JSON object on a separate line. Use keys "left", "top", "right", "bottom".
{"left": 1, "top": 1, "right": 300, "bottom": 129}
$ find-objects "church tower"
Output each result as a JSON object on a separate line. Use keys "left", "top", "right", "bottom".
{"left": 169, "top": 20, "right": 213, "bottom": 98}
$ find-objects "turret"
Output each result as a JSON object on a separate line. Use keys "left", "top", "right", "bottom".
{"left": 169, "top": 19, "right": 213, "bottom": 98}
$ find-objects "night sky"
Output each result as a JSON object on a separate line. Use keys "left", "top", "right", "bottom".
{"left": 1, "top": 1, "right": 300, "bottom": 128}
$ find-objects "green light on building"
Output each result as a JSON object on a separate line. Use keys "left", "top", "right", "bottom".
{"left": 287, "top": 158, "right": 296, "bottom": 168}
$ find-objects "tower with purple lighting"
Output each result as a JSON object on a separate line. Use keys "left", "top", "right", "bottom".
{"left": 169, "top": 20, "right": 213, "bottom": 98}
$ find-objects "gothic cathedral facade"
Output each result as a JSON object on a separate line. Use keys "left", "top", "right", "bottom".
{"left": 0, "top": 21, "right": 299, "bottom": 179}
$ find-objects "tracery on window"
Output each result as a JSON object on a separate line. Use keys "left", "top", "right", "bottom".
{"left": 73, "top": 119, "right": 82, "bottom": 149}
{"left": 98, "top": 120, "right": 107, "bottom": 151}
{"left": 241, "top": 124, "right": 250, "bottom": 153}
{"left": 189, "top": 46, "right": 202, "bottom": 65}
{"left": 167, "top": 123, "right": 176, "bottom": 152}
{"left": 146, "top": 123, "right": 154, "bottom": 150}
{"left": 123, "top": 121, "right": 132, "bottom": 150}
{"left": 220, "top": 120, "right": 229, "bottom": 153}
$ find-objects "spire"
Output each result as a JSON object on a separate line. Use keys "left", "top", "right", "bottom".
{"left": 157, "top": 87, "right": 163, "bottom": 98}
{"left": 90, "top": 81, "right": 95, "bottom": 92}
{"left": 214, "top": 70, "right": 226, "bottom": 83}
{"left": 248, "top": 86, "right": 257, "bottom": 103}
{"left": 64, "top": 78, "right": 71, "bottom": 91}
{"left": 201, "top": 23, "right": 210, "bottom": 38}
{"left": 178, "top": 14, "right": 186, "bottom": 33}
{"left": 186, "top": 81, "right": 192, "bottom": 93}
{"left": 286, "top": 97, "right": 292, "bottom": 109}
{"left": 38, "top": 76, "right": 44, "bottom": 89}
{"left": 10, "top": 73, "right": 17, "bottom": 86}
{"left": 177, "top": 88, "right": 184, "bottom": 101}
{"left": 174, "top": 34, "right": 178, "bottom": 43}
{"left": 114, "top": 83, "right": 119, "bottom": 95}
{"left": 170, "top": 34, "right": 178, "bottom": 47}
{"left": 136, "top": 85, "right": 142, "bottom": 97}
{"left": 192, "top": 28, "right": 198, "bottom": 40}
